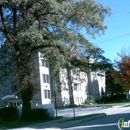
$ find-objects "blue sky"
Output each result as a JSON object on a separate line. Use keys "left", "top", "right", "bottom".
{"left": 84, "top": 0, "right": 130, "bottom": 62}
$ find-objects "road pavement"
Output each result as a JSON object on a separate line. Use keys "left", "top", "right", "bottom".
{"left": 65, "top": 112, "right": 130, "bottom": 130}
{"left": 65, "top": 107, "right": 130, "bottom": 130}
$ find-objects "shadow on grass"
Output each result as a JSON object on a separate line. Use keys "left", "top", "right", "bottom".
{"left": 0, "top": 116, "right": 63, "bottom": 129}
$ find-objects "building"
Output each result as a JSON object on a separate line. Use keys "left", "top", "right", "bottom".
{"left": 0, "top": 52, "right": 105, "bottom": 108}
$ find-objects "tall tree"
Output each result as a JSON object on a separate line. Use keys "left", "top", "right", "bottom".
{"left": 113, "top": 55, "right": 130, "bottom": 91}
{"left": 105, "top": 64, "right": 124, "bottom": 96}
{"left": 0, "top": 0, "right": 111, "bottom": 119}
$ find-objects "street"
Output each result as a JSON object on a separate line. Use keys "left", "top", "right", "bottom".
{"left": 65, "top": 107, "right": 130, "bottom": 130}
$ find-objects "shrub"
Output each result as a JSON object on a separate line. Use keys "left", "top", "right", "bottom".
{"left": 25, "top": 108, "right": 51, "bottom": 121}
{"left": 68, "top": 104, "right": 80, "bottom": 108}
{"left": 85, "top": 96, "right": 95, "bottom": 104}
{"left": 97, "top": 94, "right": 127, "bottom": 103}
{"left": 0, "top": 107, "right": 18, "bottom": 122}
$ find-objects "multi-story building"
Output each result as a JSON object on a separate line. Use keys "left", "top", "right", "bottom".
{"left": 55, "top": 68, "right": 88, "bottom": 107}
{"left": 0, "top": 52, "right": 105, "bottom": 108}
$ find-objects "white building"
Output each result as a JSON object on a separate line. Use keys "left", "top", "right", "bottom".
{"left": 0, "top": 52, "right": 105, "bottom": 108}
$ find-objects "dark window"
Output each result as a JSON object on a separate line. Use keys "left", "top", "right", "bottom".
{"left": 43, "top": 74, "right": 50, "bottom": 83}
{"left": 44, "top": 90, "right": 51, "bottom": 99}
{"left": 43, "top": 74, "right": 46, "bottom": 82}
{"left": 46, "top": 75, "right": 49, "bottom": 83}
{"left": 41, "top": 60, "right": 49, "bottom": 67}
{"left": 14, "top": 103, "right": 16, "bottom": 106}
{"left": 17, "top": 102, "right": 20, "bottom": 106}
{"left": 74, "top": 83, "right": 78, "bottom": 91}
{"left": 45, "top": 90, "right": 47, "bottom": 98}
{"left": 12, "top": 85, "right": 18, "bottom": 93}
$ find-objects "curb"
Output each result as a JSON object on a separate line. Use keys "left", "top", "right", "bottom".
{"left": 61, "top": 113, "right": 107, "bottom": 128}
{"left": 79, "top": 113, "right": 107, "bottom": 123}
{"left": 112, "top": 104, "right": 130, "bottom": 108}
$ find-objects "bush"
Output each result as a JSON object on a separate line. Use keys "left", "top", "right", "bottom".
{"left": 85, "top": 96, "right": 95, "bottom": 104}
{"left": 68, "top": 104, "right": 81, "bottom": 108}
{"left": 25, "top": 108, "right": 51, "bottom": 121}
{"left": 96, "top": 94, "right": 127, "bottom": 103}
{"left": 0, "top": 107, "right": 18, "bottom": 122}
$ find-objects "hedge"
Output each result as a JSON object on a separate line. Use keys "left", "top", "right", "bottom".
{"left": 25, "top": 108, "right": 51, "bottom": 121}
{"left": 0, "top": 107, "right": 18, "bottom": 122}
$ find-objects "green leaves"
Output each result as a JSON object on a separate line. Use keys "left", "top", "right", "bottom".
{"left": 0, "top": 1, "right": 112, "bottom": 118}
{"left": 0, "top": 0, "right": 111, "bottom": 90}
{"left": 17, "top": 28, "right": 44, "bottom": 46}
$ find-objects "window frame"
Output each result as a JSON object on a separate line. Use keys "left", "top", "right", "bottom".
{"left": 43, "top": 90, "right": 51, "bottom": 99}
{"left": 42, "top": 74, "right": 50, "bottom": 83}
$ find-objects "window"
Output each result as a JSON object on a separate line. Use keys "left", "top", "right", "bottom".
{"left": 10, "top": 101, "right": 22, "bottom": 107}
{"left": 80, "top": 97, "right": 83, "bottom": 103}
{"left": 12, "top": 85, "right": 19, "bottom": 93}
{"left": 43, "top": 74, "right": 50, "bottom": 83}
{"left": 17, "top": 102, "right": 20, "bottom": 106}
{"left": 41, "top": 59, "right": 49, "bottom": 67}
{"left": 74, "top": 83, "right": 81, "bottom": 91}
{"left": 74, "top": 83, "right": 78, "bottom": 91}
{"left": 14, "top": 103, "right": 16, "bottom": 106}
{"left": 44, "top": 90, "right": 51, "bottom": 99}
{"left": 75, "top": 97, "right": 79, "bottom": 104}
{"left": 79, "top": 84, "right": 82, "bottom": 92}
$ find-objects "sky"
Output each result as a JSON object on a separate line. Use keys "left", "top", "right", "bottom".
{"left": 84, "top": 0, "right": 130, "bottom": 62}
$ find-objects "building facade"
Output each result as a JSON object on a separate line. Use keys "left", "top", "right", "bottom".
{"left": 0, "top": 52, "right": 105, "bottom": 108}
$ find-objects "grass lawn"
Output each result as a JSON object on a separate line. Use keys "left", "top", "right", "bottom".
{"left": 0, "top": 116, "right": 62, "bottom": 129}
{"left": 81, "top": 101, "right": 130, "bottom": 108}
{"left": 58, "top": 113, "right": 103, "bottom": 123}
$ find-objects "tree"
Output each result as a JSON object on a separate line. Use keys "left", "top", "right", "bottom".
{"left": 0, "top": 0, "right": 111, "bottom": 119}
{"left": 113, "top": 55, "right": 130, "bottom": 91}
{"left": 105, "top": 64, "right": 124, "bottom": 96}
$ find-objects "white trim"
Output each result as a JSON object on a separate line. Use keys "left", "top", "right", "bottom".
{"left": 2, "top": 95, "right": 17, "bottom": 100}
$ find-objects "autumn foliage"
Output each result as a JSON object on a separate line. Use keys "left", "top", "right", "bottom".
{"left": 113, "top": 55, "right": 130, "bottom": 90}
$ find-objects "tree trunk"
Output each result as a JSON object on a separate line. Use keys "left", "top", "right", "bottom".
{"left": 67, "top": 68, "right": 74, "bottom": 105}
{"left": 17, "top": 50, "right": 33, "bottom": 120}
{"left": 21, "top": 83, "right": 33, "bottom": 120}
{"left": 67, "top": 68, "right": 75, "bottom": 119}
{"left": 87, "top": 72, "right": 93, "bottom": 97}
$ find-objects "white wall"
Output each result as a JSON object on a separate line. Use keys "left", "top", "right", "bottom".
{"left": 38, "top": 52, "right": 51, "bottom": 105}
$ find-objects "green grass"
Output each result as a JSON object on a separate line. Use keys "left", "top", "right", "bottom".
{"left": 58, "top": 113, "right": 103, "bottom": 123}
{"left": 0, "top": 116, "right": 63, "bottom": 129}
{"left": 81, "top": 101, "right": 130, "bottom": 108}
